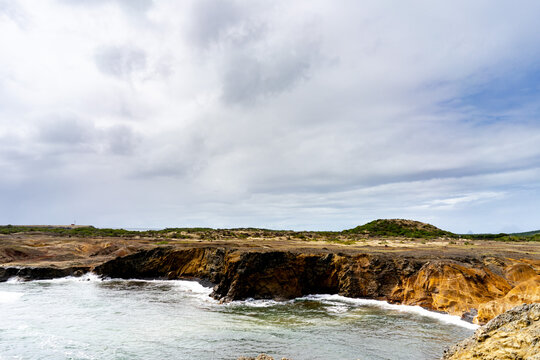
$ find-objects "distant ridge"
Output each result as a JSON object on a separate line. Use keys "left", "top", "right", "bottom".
{"left": 0, "top": 221, "right": 538, "bottom": 242}
{"left": 510, "top": 229, "right": 540, "bottom": 236}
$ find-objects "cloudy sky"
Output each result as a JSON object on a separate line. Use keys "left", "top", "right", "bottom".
{"left": 1, "top": 0, "right": 540, "bottom": 233}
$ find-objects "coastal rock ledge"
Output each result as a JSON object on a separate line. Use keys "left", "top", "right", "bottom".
{"left": 442, "top": 303, "right": 540, "bottom": 360}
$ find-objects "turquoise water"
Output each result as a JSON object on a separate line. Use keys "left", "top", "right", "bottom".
{"left": 0, "top": 275, "right": 474, "bottom": 360}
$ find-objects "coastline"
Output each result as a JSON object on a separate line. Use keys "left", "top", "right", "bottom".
{"left": 1, "top": 228, "right": 538, "bottom": 325}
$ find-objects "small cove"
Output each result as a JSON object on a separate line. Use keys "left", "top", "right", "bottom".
{"left": 0, "top": 275, "right": 474, "bottom": 360}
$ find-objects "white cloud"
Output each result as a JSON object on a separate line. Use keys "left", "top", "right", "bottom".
{"left": 424, "top": 192, "right": 505, "bottom": 209}
{"left": 0, "top": 0, "right": 539, "bottom": 232}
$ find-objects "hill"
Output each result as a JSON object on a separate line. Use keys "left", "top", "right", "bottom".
{"left": 344, "top": 219, "right": 455, "bottom": 238}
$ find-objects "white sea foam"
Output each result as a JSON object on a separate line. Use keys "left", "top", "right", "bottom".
{"left": 34, "top": 272, "right": 104, "bottom": 283}
{"left": 298, "top": 294, "right": 479, "bottom": 330}
{"left": 228, "top": 298, "right": 290, "bottom": 308}
{"left": 6, "top": 273, "right": 217, "bottom": 302}
{"left": 0, "top": 291, "right": 23, "bottom": 303}
{"left": 326, "top": 302, "right": 349, "bottom": 314}
{"left": 6, "top": 276, "right": 24, "bottom": 284}
{"left": 104, "top": 278, "right": 216, "bottom": 302}
{"left": 170, "top": 279, "right": 215, "bottom": 302}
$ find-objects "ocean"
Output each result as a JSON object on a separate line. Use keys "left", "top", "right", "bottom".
{"left": 0, "top": 275, "right": 474, "bottom": 360}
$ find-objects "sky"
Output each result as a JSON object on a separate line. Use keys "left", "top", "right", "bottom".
{"left": 1, "top": 0, "right": 540, "bottom": 233}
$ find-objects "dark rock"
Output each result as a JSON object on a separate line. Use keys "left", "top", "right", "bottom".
{"left": 0, "top": 266, "right": 91, "bottom": 282}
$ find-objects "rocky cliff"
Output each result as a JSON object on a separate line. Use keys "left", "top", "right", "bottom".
{"left": 92, "top": 247, "right": 539, "bottom": 324}
{"left": 2, "top": 226, "right": 538, "bottom": 324}
{"left": 442, "top": 303, "right": 540, "bottom": 360}
{"left": 0, "top": 265, "right": 90, "bottom": 281}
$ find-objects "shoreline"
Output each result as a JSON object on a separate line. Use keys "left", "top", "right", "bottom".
{"left": 1, "top": 230, "right": 539, "bottom": 325}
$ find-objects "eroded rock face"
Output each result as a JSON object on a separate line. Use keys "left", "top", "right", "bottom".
{"left": 476, "top": 276, "right": 540, "bottom": 324}
{"left": 213, "top": 252, "right": 344, "bottom": 301}
{"left": 94, "top": 247, "right": 226, "bottom": 284}
{"left": 442, "top": 303, "right": 540, "bottom": 360}
{"left": 390, "top": 261, "right": 513, "bottom": 319}
{"left": 93, "top": 248, "right": 539, "bottom": 323}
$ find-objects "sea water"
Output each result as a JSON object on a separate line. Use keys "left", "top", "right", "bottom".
{"left": 0, "top": 275, "right": 474, "bottom": 360}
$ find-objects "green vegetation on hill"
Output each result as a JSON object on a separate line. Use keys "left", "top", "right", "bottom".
{"left": 344, "top": 219, "right": 540, "bottom": 242}
{"left": 344, "top": 219, "right": 455, "bottom": 239}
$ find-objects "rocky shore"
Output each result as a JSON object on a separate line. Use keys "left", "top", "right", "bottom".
{"left": 442, "top": 303, "right": 540, "bottom": 359}
{"left": 89, "top": 246, "right": 539, "bottom": 324}
{"left": 1, "top": 223, "right": 539, "bottom": 325}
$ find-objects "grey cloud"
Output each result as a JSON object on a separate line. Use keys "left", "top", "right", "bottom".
{"left": 38, "top": 117, "right": 95, "bottom": 146}
{"left": 188, "top": 0, "right": 240, "bottom": 47}
{"left": 114, "top": 0, "right": 153, "bottom": 13}
{"left": 58, "top": 0, "right": 154, "bottom": 15}
{"left": 186, "top": 1, "right": 323, "bottom": 103}
{"left": 35, "top": 116, "right": 139, "bottom": 157}
{"left": 105, "top": 125, "right": 138, "bottom": 155}
{"left": 188, "top": 0, "right": 270, "bottom": 51}
{"left": 221, "top": 51, "right": 312, "bottom": 104}
{"left": 133, "top": 132, "right": 208, "bottom": 179}
{"left": 94, "top": 45, "right": 147, "bottom": 79}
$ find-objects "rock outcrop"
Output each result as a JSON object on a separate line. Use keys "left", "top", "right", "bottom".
{"left": 390, "top": 261, "right": 513, "bottom": 319}
{"left": 0, "top": 265, "right": 90, "bottom": 282}
{"left": 475, "top": 263, "right": 540, "bottom": 323}
{"left": 92, "top": 247, "right": 539, "bottom": 324}
{"left": 442, "top": 303, "right": 540, "bottom": 360}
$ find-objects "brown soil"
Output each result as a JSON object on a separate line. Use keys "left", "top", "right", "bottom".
{"left": 1, "top": 232, "right": 538, "bottom": 268}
